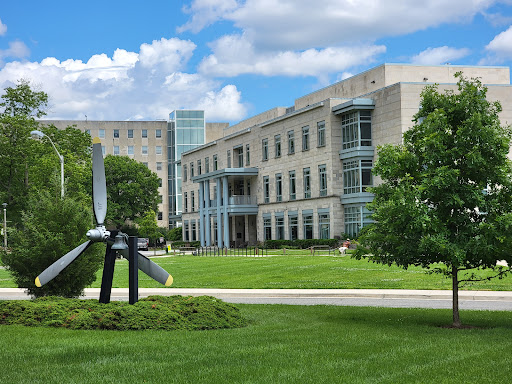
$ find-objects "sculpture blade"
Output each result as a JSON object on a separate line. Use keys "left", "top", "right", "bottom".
{"left": 137, "top": 252, "right": 173, "bottom": 286}
{"left": 35, "top": 240, "right": 92, "bottom": 287}
{"left": 92, "top": 137, "right": 107, "bottom": 226}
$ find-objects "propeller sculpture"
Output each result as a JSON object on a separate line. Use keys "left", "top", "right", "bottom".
{"left": 35, "top": 137, "right": 172, "bottom": 303}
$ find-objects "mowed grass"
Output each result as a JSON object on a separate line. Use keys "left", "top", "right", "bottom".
{"left": 2, "top": 251, "right": 512, "bottom": 290}
{"left": 1, "top": 305, "right": 512, "bottom": 383}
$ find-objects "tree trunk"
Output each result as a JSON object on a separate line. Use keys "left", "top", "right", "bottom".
{"left": 452, "top": 266, "right": 461, "bottom": 327}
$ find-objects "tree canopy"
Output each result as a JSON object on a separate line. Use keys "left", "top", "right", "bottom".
{"left": 104, "top": 155, "right": 160, "bottom": 228}
{"left": 355, "top": 74, "right": 512, "bottom": 327}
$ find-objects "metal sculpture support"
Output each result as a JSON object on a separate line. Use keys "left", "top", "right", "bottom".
{"left": 35, "top": 137, "right": 172, "bottom": 303}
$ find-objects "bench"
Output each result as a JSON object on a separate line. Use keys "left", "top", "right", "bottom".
{"left": 310, "top": 245, "right": 332, "bottom": 256}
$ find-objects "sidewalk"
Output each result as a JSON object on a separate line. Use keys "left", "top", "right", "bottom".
{"left": 2, "top": 287, "right": 512, "bottom": 301}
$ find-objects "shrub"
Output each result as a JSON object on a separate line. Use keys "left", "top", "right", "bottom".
{"left": 1, "top": 190, "right": 104, "bottom": 298}
{"left": 0, "top": 295, "right": 247, "bottom": 331}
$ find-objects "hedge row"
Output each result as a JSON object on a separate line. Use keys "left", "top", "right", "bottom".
{"left": 263, "top": 239, "right": 340, "bottom": 249}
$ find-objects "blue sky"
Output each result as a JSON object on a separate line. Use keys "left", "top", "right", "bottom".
{"left": 1, "top": 0, "right": 512, "bottom": 124}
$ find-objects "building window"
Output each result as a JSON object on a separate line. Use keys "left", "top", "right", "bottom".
{"left": 342, "top": 110, "right": 372, "bottom": 150}
{"left": 190, "top": 162, "right": 194, "bottom": 177}
{"left": 184, "top": 221, "right": 189, "bottom": 241}
{"left": 142, "top": 146, "right": 148, "bottom": 155}
{"left": 303, "top": 168, "right": 311, "bottom": 199}
{"left": 236, "top": 147, "right": 243, "bottom": 167}
{"left": 155, "top": 146, "right": 162, "bottom": 155}
{"left": 275, "top": 135, "right": 281, "bottom": 158}
{"left": 197, "top": 159, "right": 202, "bottom": 175}
{"left": 213, "top": 154, "right": 218, "bottom": 171}
{"left": 262, "top": 138, "right": 269, "bottom": 161}
{"left": 184, "top": 192, "right": 188, "bottom": 212}
{"left": 191, "top": 191, "right": 195, "bottom": 212}
{"left": 85, "top": 129, "right": 90, "bottom": 135}
{"left": 302, "top": 126, "right": 309, "bottom": 151}
{"left": 303, "top": 214, "right": 313, "bottom": 239}
{"left": 128, "top": 146, "right": 134, "bottom": 155}
{"left": 142, "top": 129, "right": 148, "bottom": 138}
{"left": 113, "top": 129, "right": 119, "bottom": 138}
{"left": 99, "top": 129, "right": 105, "bottom": 138}
{"left": 317, "top": 121, "right": 326, "bottom": 147}
{"left": 343, "top": 159, "right": 373, "bottom": 195}
{"left": 191, "top": 221, "right": 197, "bottom": 241}
{"left": 289, "top": 215, "right": 298, "bottom": 241}
{"left": 344, "top": 205, "right": 373, "bottom": 237}
{"left": 156, "top": 162, "right": 162, "bottom": 171}
{"left": 142, "top": 162, "right": 148, "bottom": 167}
{"left": 319, "top": 213, "right": 330, "bottom": 239}
{"left": 276, "top": 173, "right": 282, "bottom": 202}
{"left": 289, "top": 170, "right": 296, "bottom": 200}
{"left": 227, "top": 150, "right": 231, "bottom": 168}
{"left": 276, "top": 216, "right": 285, "bottom": 240}
{"left": 288, "top": 130, "right": 295, "bottom": 154}
{"left": 156, "top": 129, "right": 162, "bottom": 138}
{"left": 183, "top": 165, "right": 187, "bottom": 182}
{"left": 113, "top": 146, "right": 120, "bottom": 155}
{"left": 158, "top": 178, "right": 162, "bottom": 187}
{"left": 158, "top": 212, "right": 163, "bottom": 220}
{"left": 128, "top": 129, "right": 133, "bottom": 138}
{"left": 319, "top": 164, "right": 327, "bottom": 196}
{"left": 158, "top": 195, "right": 163, "bottom": 203}
{"left": 246, "top": 144, "right": 250, "bottom": 166}
{"left": 263, "top": 176, "right": 270, "bottom": 203}
{"left": 205, "top": 157, "right": 209, "bottom": 173}
{"left": 264, "top": 217, "right": 272, "bottom": 240}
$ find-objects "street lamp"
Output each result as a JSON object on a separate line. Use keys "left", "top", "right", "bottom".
{"left": 2, "top": 203, "right": 6, "bottom": 249}
{"left": 30, "top": 130, "right": 64, "bottom": 198}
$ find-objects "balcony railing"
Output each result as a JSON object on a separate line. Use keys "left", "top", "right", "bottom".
{"left": 208, "top": 195, "right": 257, "bottom": 207}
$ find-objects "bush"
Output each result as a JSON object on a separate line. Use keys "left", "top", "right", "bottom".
{"left": 263, "top": 239, "right": 339, "bottom": 249}
{"left": 0, "top": 295, "right": 247, "bottom": 331}
{"left": 1, "top": 190, "right": 104, "bottom": 298}
{"left": 171, "top": 241, "right": 200, "bottom": 248}
{"left": 167, "top": 226, "right": 183, "bottom": 241}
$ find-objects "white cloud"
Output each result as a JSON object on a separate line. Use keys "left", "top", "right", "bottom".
{"left": 410, "top": 46, "right": 471, "bottom": 65}
{"left": 0, "top": 41, "right": 30, "bottom": 65}
{"left": 180, "top": 0, "right": 498, "bottom": 50}
{"left": 0, "top": 18, "right": 6, "bottom": 35}
{"left": 0, "top": 38, "right": 247, "bottom": 122}
{"left": 177, "top": 0, "right": 239, "bottom": 33}
{"left": 483, "top": 25, "right": 512, "bottom": 62}
{"left": 199, "top": 34, "right": 385, "bottom": 78}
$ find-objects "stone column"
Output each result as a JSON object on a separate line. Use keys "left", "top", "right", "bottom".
{"left": 223, "top": 175, "right": 229, "bottom": 248}
{"left": 216, "top": 178, "right": 223, "bottom": 248}
{"left": 205, "top": 180, "right": 211, "bottom": 246}
{"left": 199, "top": 181, "right": 205, "bottom": 247}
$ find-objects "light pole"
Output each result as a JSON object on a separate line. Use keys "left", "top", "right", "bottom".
{"left": 2, "top": 203, "right": 6, "bottom": 249}
{"left": 30, "top": 130, "right": 64, "bottom": 198}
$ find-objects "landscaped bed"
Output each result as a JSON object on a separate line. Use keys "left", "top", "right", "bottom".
{"left": 0, "top": 295, "right": 247, "bottom": 331}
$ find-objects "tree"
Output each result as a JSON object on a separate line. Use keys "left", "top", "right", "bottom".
{"left": 0, "top": 80, "right": 48, "bottom": 223}
{"left": 1, "top": 189, "right": 104, "bottom": 298}
{"left": 104, "top": 155, "right": 160, "bottom": 228}
{"left": 137, "top": 210, "right": 163, "bottom": 250}
{"left": 355, "top": 74, "right": 512, "bottom": 327}
{"left": 167, "top": 226, "right": 183, "bottom": 242}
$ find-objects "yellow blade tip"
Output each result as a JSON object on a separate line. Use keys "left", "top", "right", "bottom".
{"left": 92, "top": 137, "right": 101, "bottom": 144}
{"left": 165, "top": 275, "right": 173, "bottom": 286}
{"left": 35, "top": 276, "right": 41, "bottom": 287}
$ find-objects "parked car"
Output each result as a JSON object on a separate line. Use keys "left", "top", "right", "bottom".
{"left": 137, "top": 238, "right": 149, "bottom": 251}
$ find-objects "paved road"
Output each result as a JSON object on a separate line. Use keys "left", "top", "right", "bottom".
{"left": 2, "top": 288, "right": 512, "bottom": 311}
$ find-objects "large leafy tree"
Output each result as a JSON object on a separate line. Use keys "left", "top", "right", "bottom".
{"left": 355, "top": 74, "right": 512, "bottom": 327}
{"left": 0, "top": 79, "right": 48, "bottom": 222}
{"left": 104, "top": 155, "right": 160, "bottom": 228}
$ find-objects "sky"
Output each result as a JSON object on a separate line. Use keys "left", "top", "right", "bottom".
{"left": 1, "top": 0, "right": 512, "bottom": 124}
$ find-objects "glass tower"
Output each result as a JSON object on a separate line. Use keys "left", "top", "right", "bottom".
{"left": 168, "top": 110, "right": 206, "bottom": 228}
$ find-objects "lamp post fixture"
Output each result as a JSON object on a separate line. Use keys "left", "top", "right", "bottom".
{"left": 2, "top": 203, "right": 6, "bottom": 249}
{"left": 30, "top": 130, "right": 64, "bottom": 198}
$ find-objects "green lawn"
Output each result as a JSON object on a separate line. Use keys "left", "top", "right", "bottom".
{"left": 2, "top": 252, "right": 512, "bottom": 290}
{"left": 1, "top": 305, "right": 512, "bottom": 383}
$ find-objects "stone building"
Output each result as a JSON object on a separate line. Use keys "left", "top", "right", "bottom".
{"left": 180, "top": 64, "right": 512, "bottom": 247}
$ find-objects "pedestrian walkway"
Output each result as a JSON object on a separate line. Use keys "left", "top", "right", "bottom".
{"left": 2, "top": 287, "right": 512, "bottom": 302}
